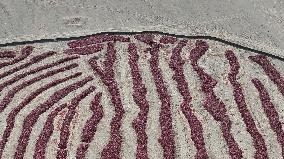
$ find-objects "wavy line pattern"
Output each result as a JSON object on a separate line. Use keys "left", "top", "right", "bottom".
{"left": 0, "top": 46, "right": 33, "bottom": 69}
{"left": 89, "top": 42, "right": 125, "bottom": 159}
{"left": 128, "top": 43, "right": 150, "bottom": 159}
{"left": 0, "top": 73, "right": 81, "bottom": 158}
{"left": 56, "top": 86, "right": 96, "bottom": 159}
{"left": 0, "top": 51, "right": 16, "bottom": 58}
{"left": 0, "top": 33, "right": 283, "bottom": 159}
{"left": 226, "top": 51, "right": 268, "bottom": 158}
{"left": 76, "top": 92, "right": 104, "bottom": 159}
{"left": 190, "top": 40, "right": 243, "bottom": 159}
{"left": 169, "top": 40, "right": 208, "bottom": 159}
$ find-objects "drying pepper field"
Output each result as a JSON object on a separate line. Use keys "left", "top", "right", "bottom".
{"left": 0, "top": 33, "right": 284, "bottom": 159}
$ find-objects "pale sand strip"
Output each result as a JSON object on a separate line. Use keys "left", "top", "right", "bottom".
{"left": 63, "top": 89, "right": 96, "bottom": 158}
{"left": 158, "top": 45, "right": 195, "bottom": 159}
{"left": 0, "top": 53, "right": 78, "bottom": 116}
{"left": 115, "top": 42, "right": 139, "bottom": 159}
{"left": 1, "top": 68, "right": 82, "bottom": 159}
{"left": 80, "top": 55, "right": 115, "bottom": 158}
{"left": 182, "top": 41, "right": 231, "bottom": 158}
{"left": 85, "top": 86, "right": 113, "bottom": 158}
{"left": 45, "top": 107, "right": 67, "bottom": 158}
{"left": 2, "top": 36, "right": 284, "bottom": 158}
{"left": 43, "top": 75, "right": 96, "bottom": 158}
{"left": 135, "top": 40, "right": 164, "bottom": 159}
{"left": 25, "top": 70, "right": 88, "bottom": 159}
{"left": 239, "top": 51, "right": 282, "bottom": 159}
{"left": 29, "top": 84, "right": 94, "bottom": 159}
{"left": 204, "top": 42, "right": 255, "bottom": 158}
{"left": 265, "top": 59, "right": 284, "bottom": 126}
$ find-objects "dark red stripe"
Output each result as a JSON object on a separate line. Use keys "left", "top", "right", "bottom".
{"left": 56, "top": 149, "right": 67, "bottom": 159}
{"left": 0, "top": 73, "right": 81, "bottom": 159}
{"left": 0, "top": 51, "right": 16, "bottom": 58}
{"left": 88, "top": 42, "right": 125, "bottom": 159}
{"left": 249, "top": 55, "right": 284, "bottom": 97}
{"left": 134, "top": 33, "right": 155, "bottom": 45}
{"left": 0, "top": 56, "right": 79, "bottom": 92}
{"left": 169, "top": 40, "right": 208, "bottom": 159}
{"left": 0, "top": 63, "right": 78, "bottom": 112}
{"left": 225, "top": 51, "right": 268, "bottom": 158}
{"left": 33, "top": 103, "right": 68, "bottom": 159}
{"left": 128, "top": 43, "right": 150, "bottom": 159}
{"left": 0, "top": 51, "right": 56, "bottom": 79}
{"left": 63, "top": 44, "right": 104, "bottom": 55}
{"left": 67, "top": 35, "right": 130, "bottom": 48}
{"left": 159, "top": 36, "right": 177, "bottom": 44}
{"left": 13, "top": 76, "right": 93, "bottom": 159}
{"left": 56, "top": 86, "right": 96, "bottom": 159}
{"left": 190, "top": 40, "right": 243, "bottom": 159}
{"left": 148, "top": 43, "right": 176, "bottom": 159}
{"left": 252, "top": 78, "right": 284, "bottom": 157}
{"left": 76, "top": 92, "right": 104, "bottom": 159}
{"left": 76, "top": 144, "right": 89, "bottom": 159}
{"left": 0, "top": 46, "right": 33, "bottom": 69}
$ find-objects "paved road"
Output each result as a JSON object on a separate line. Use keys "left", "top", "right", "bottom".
{"left": 0, "top": 0, "right": 283, "bottom": 57}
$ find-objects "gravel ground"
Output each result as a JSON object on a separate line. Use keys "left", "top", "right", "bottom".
{"left": 0, "top": 0, "right": 283, "bottom": 57}
{"left": 0, "top": 33, "right": 284, "bottom": 158}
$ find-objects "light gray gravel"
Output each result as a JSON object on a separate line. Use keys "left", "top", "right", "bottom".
{"left": 0, "top": 0, "right": 283, "bottom": 58}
